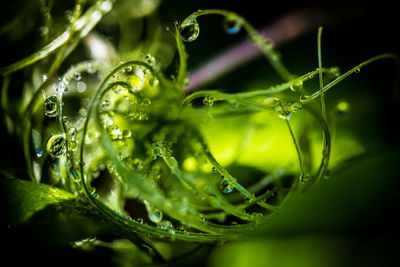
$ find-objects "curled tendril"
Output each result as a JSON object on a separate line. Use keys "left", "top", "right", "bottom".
{"left": 10, "top": 3, "right": 397, "bottom": 245}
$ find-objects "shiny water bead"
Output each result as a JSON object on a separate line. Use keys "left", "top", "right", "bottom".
{"left": 144, "top": 54, "right": 155, "bottom": 66}
{"left": 335, "top": 101, "right": 351, "bottom": 117}
{"left": 73, "top": 72, "right": 82, "bottom": 81}
{"left": 46, "top": 134, "right": 66, "bottom": 158}
{"left": 69, "top": 140, "right": 78, "bottom": 151}
{"left": 179, "top": 16, "right": 200, "bottom": 42}
{"left": 279, "top": 111, "right": 291, "bottom": 120}
{"left": 43, "top": 95, "right": 58, "bottom": 117}
{"left": 203, "top": 96, "right": 214, "bottom": 106}
{"left": 149, "top": 209, "right": 163, "bottom": 224}
{"left": 62, "top": 116, "right": 70, "bottom": 125}
{"left": 300, "top": 172, "right": 310, "bottom": 184}
{"left": 159, "top": 220, "right": 173, "bottom": 230}
{"left": 32, "top": 129, "right": 43, "bottom": 158}
{"left": 290, "top": 80, "right": 303, "bottom": 92}
{"left": 263, "top": 97, "right": 279, "bottom": 106}
{"left": 220, "top": 177, "right": 233, "bottom": 193}
{"left": 223, "top": 14, "right": 242, "bottom": 34}
{"left": 149, "top": 77, "right": 159, "bottom": 87}
{"left": 299, "top": 95, "right": 310, "bottom": 103}
{"left": 142, "top": 98, "right": 151, "bottom": 106}
{"left": 107, "top": 125, "right": 122, "bottom": 140}
{"left": 122, "top": 129, "right": 131, "bottom": 138}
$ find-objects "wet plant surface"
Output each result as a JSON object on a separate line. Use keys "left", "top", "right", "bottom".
{"left": 1, "top": 0, "right": 399, "bottom": 266}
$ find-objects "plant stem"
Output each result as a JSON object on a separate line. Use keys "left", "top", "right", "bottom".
{"left": 185, "top": 5, "right": 360, "bottom": 92}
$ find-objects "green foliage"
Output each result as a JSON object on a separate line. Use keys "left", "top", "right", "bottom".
{"left": 0, "top": 0, "right": 398, "bottom": 265}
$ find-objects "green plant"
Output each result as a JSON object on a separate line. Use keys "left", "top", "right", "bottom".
{"left": 1, "top": 0, "right": 398, "bottom": 265}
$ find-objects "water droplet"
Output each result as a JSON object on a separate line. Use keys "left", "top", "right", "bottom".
{"left": 142, "top": 98, "right": 151, "bottom": 106}
{"left": 77, "top": 81, "right": 87, "bottom": 93}
{"left": 101, "top": 99, "right": 111, "bottom": 109}
{"left": 46, "top": 134, "right": 66, "bottom": 158}
{"left": 73, "top": 72, "right": 82, "bottom": 81}
{"left": 203, "top": 96, "right": 214, "bottom": 106}
{"left": 290, "top": 80, "right": 303, "bottom": 92}
{"left": 220, "top": 177, "right": 233, "bottom": 193}
{"left": 79, "top": 107, "right": 87, "bottom": 117}
{"left": 113, "top": 85, "right": 123, "bottom": 94}
{"left": 149, "top": 209, "right": 163, "bottom": 223}
{"left": 107, "top": 125, "right": 122, "bottom": 140}
{"left": 33, "top": 161, "right": 41, "bottom": 182}
{"left": 68, "top": 127, "right": 77, "bottom": 140}
{"left": 144, "top": 54, "right": 155, "bottom": 66}
{"left": 159, "top": 220, "right": 173, "bottom": 230}
{"left": 39, "top": 26, "right": 49, "bottom": 37}
{"left": 32, "top": 129, "right": 43, "bottom": 158}
{"left": 223, "top": 14, "right": 241, "bottom": 34}
{"left": 299, "top": 95, "right": 310, "bottom": 103}
{"left": 263, "top": 97, "right": 279, "bottom": 105}
{"left": 355, "top": 68, "right": 361, "bottom": 73}
{"left": 43, "top": 95, "right": 58, "bottom": 117}
{"left": 122, "top": 129, "right": 131, "bottom": 138}
{"left": 179, "top": 16, "right": 200, "bottom": 42}
{"left": 125, "top": 66, "right": 133, "bottom": 73}
{"left": 335, "top": 101, "right": 350, "bottom": 117}
{"left": 65, "top": 10, "right": 74, "bottom": 23}
{"left": 149, "top": 77, "right": 159, "bottom": 87}
{"left": 62, "top": 116, "right": 70, "bottom": 125}
{"left": 42, "top": 74, "right": 48, "bottom": 82}
{"left": 290, "top": 102, "right": 302, "bottom": 113}
{"left": 212, "top": 166, "right": 217, "bottom": 172}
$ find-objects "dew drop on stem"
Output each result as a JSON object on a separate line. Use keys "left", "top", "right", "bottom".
{"left": 299, "top": 95, "right": 310, "bottom": 103}
{"left": 149, "top": 209, "right": 163, "bottom": 223}
{"left": 290, "top": 102, "right": 302, "bottom": 113}
{"left": 220, "top": 177, "right": 233, "bottom": 193}
{"left": 32, "top": 129, "right": 43, "bottom": 158}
